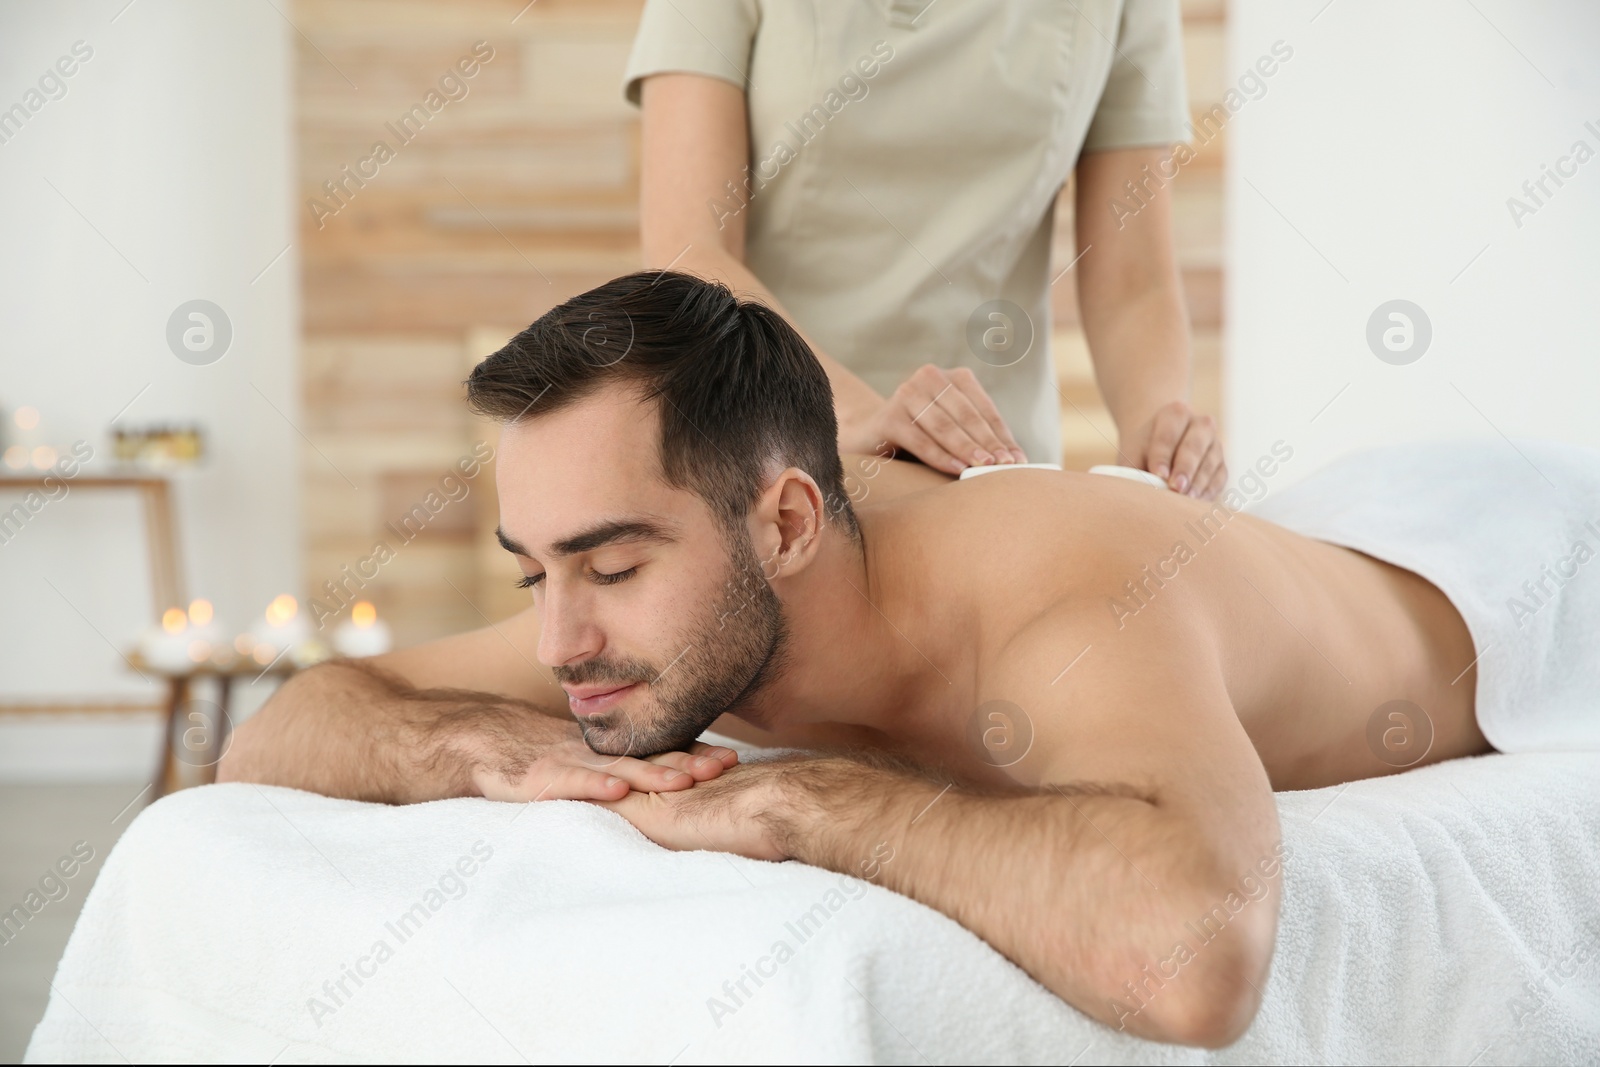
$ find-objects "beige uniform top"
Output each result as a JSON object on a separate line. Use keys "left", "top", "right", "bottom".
{"left": 624, "top": 0, "right": 1189, "bottom": 463}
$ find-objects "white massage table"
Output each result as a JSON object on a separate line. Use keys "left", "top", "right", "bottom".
{"left": 24, "top": 746, "right": 1600, "bottom": 1064}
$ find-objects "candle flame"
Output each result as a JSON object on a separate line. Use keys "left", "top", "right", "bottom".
{"left": 188, "top": 598, "right": 214, "bottom": 626}
{"left": 265, "top": 594, "right": 298, "bottom": 626}
{"left": 30, "top": 445, "right": 57, "bottom": 469}
{"left": 351, "top": 601, "right": 377, "bottom": 629}
{"left": 161, "top": 607, "right": 187, "bottom": 634}
{"left": 2, "top": 446, "right": 26, "bottom": 470}
{"left": 14, "top": 407, "right": 39, "bottom": 431}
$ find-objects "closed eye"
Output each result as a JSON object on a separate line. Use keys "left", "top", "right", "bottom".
{"left": 589, "top": 566, "right": 637, "bottom": 586}
{"left": 515, "top": 567, "right": 637, "bottom": 590}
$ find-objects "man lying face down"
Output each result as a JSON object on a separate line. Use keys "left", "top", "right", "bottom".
{"left": 224, "top": 271, "right": 1493, "bottom": 1047}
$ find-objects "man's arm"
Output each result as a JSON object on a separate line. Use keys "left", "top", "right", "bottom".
{"left": 600, "top": 611, "right": 1281, "bottom": 1047}
{"left": 219, "top": 607, "right": 736, "bottom": 803}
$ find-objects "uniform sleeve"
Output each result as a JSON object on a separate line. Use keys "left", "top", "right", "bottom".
{"left": 622, "top": 0, "right": 760, "bottom": 106}
{"left": 1082, "top": 0, "right": 1191, "bottom": 151}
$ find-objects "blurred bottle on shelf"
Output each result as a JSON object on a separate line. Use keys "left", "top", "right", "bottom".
{"left": 111, "top": 423, "right": 206, "bottom": 470}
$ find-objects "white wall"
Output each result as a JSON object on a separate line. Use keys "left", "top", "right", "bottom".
{"left": 1226, "top": 0, "right": 1600, "bottom": 483}
{"left": 0, "top": 0, "right": 299, "bottom": 776}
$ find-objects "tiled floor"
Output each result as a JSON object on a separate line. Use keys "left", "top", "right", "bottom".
{"left": 0, "top": 782, "right": 150, "bottom": 1063}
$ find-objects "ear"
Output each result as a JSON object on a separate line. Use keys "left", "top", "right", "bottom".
{"left": 748, "top": 467, "right": 828, "bottom": 580}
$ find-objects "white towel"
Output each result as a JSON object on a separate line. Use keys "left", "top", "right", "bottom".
{"left": 1253, "top": 439, "right": 1600, "bottom": 751}
{"left": 26, "top": 751, "right": 1600, "bottom": 1064}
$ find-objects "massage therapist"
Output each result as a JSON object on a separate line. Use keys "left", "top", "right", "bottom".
{"left": 625, "top": 0, "right": 1227, "bottom": 498}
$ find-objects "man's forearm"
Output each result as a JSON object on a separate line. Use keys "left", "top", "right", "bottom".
{"left": 768, "top": 757, "right": 1277, "bottom": 1047}
{"left": 219, "top": 660, "right": 571, "bottom": 804}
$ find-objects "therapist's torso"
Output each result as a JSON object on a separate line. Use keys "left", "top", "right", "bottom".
{"left": 626, "top": 0, "right": 1189, "bottom": 463}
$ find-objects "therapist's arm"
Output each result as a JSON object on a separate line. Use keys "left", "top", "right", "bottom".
{"left": 1075, "top": 146, "right": 1227, "bottom": 499}
{"left": 638, "top": 72, "right": 1027, "bottom": 475}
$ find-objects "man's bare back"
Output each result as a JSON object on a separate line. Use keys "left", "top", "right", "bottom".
{"left": 792, "top": 454, "right": 1489, "bottom": 792}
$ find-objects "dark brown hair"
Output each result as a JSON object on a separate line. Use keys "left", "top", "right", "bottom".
{"left": 466, "top": 270, "right": 859, "bottom": 543}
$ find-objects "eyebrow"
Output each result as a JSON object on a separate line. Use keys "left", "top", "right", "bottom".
{"left": 495, "top": 518, "right": 679, "bottom": 560}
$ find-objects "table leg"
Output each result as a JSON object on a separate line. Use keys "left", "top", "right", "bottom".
{"left": 203, "top": 676, "right": 234, "bottom": 785}
{"left": 153, "top": 676, "right": 189, "bottom": 800}
{"left": 139, "top": 481, "right": 184, "bottom": 615}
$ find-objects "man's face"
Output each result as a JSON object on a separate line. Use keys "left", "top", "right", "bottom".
{"left": 494, "top": 386, "right": 788, "bottom": 756}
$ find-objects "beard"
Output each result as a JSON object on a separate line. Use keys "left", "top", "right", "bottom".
{"left": 557, "top": 529, "right": 789, "bottom": 758}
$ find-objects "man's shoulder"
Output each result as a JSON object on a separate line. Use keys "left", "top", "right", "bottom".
{"left": 365, "top": 606, "right": 569, "bottom": 714}
{"left": 873, "top": 468, "right": 1151, "bottom": 591}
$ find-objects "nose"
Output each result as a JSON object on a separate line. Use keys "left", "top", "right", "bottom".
{"left": 534, "top": 584, "right": 602, "bottom": 668}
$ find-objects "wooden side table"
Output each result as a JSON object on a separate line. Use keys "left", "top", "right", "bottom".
{"left": 125, "top": 652, "right": 298, "bottom": 797}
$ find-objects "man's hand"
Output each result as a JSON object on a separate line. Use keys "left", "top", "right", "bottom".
{"left": 470, "top": 725, "right": 740, "bottom": 803}
{"left": 591, "top": 759, "right": 787, "bottom": 860}
{"left": 841, "top": 365, "right": 1027, "bottom": 475}
{"left": 1122, "top": 400, "right": 1227, "bottom": 499}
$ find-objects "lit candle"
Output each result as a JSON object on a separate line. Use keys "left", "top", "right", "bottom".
{"left": 249, "top": 593, "right": 313, "bottom": 664}
{"left": 139, "top": 606, "right": 196, "bottom": 673}
{"left": 333, "top": 600, "right": 393, "bottom": 658}
{"left": 10, "top": 407, "right": 42, "bottom": 470}
{"left": 184, "top": 598, "right": 224, "bottom": 665}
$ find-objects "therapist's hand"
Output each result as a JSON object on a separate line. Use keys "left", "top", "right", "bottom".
{"left": 1123, "top": 400, "right": 1227, "bottom": 500}
{"left": 844, "top": 364, "right": 1028, "bottom": 475}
